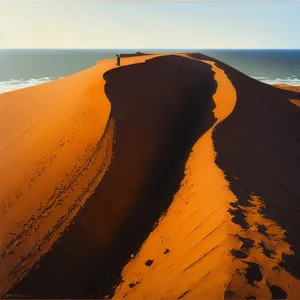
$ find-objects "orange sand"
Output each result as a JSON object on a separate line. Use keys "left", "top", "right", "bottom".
{"left": 273, "top": 83, "right": 300, "bottom": 93}
{"left": 2, "top": 53, "right": 300, "bottom": 298}
{"left": 0, "top": 54, "right": 164, "bottom": 296}
{"left": 290, "top": 99, "right": 300, "bottom": 108}
{"left": 112, "top": 57, "right": 300, "bottom": 299}
{"left": 0, "top": 60, "right": 112, "bottom": 295}
{"left": 113, "top": 58, "right": 239, "bottom": 299}
{"left": 227, "top": 195, "right": 300, "bottom": 299}
{"left": 273, "top": 84, "right": 300, "bottom": 108}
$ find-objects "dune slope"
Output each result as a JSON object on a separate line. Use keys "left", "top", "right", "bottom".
{"left": 273, "top": 84, "right": 300, "bottom": 107}
{"left": 7, "top": 55, "right": 217, "bottom": 298}
{"left": 273, "top": 83, "right": 300, "bottom": 93}
{"left": 3, "top": 53, "right": 300, "bottom": 299}
{"left": 111, "top": 54, "right": 300, "bottom": 300}
{"left": 290, "top": 99, "right": 300, "bottom": 107}
{"left": 0, "top": 59, "right": 118, "bottom": 296}
{"left": 191, "top": 53, "right": 300, "bottom": 298}
{"left": 112, "top": 58, "right": 238, "bottom": 299}
{"left": 1, "top": 54, "right": 163, "bottom": 297}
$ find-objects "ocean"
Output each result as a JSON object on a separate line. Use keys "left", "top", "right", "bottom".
{"left": 1, "top": 49, "right": 300, "bottom": 94}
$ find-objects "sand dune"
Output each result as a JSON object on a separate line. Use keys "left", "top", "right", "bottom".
{"left": 6, "top": 53, "right": 217, "bottom": 297}
{"left": 0, "top": 59, "right": 113, "bottom": 295}
{"left": 113, "top": 58, "right": 239, "bottom": 299}
{"left": 1, "top": 54, "right": 164, "bottom": 296}
{"left": 273, "top": 84, "right": 300, "bottom": 108}
{"left": 273, "top": 83, "right": 300, "bottom": 93}
{"left": 2, "top": 53, "right": 300, "bottom": 299}
{"left": 191, "top": 53, "right": 300, "bottom": 298}
{"left": 290, "top": 99, "right": 300, "bottom": 107}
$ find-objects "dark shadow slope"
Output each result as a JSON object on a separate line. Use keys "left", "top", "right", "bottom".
{"left": 8, "top": 55, "right": 216, "bottom": 298}
{"left": 190, "top": 53, "right": 300, "bottom": 280}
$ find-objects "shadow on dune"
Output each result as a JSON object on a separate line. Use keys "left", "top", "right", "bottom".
{"left": 8, "top": 55, "right": 217, "bottom": 298}
{"left": 190, "top": 53, "right": 300, "bottom": 285}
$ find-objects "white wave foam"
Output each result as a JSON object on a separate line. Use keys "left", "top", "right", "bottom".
{"left": 1, "top": 75, "right": 299, "bottom": 95}
{"left": 253, "top": 76, "right": 270, "bottom": 80}
{"left": 0, "top": 77, "right": 59, "bottom": 94}
{"left": 253, "top": 76, "right": 300, "bottom": 86}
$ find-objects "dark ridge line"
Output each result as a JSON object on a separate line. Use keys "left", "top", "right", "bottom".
{"left": 177, "top": 289, "right": 190, "bottom": 299}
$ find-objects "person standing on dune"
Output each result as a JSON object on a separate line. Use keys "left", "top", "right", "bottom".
{"left": 116, "top": 54, "right": 121, "bottom": 66}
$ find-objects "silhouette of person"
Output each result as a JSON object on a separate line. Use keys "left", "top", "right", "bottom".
{"left": 116, "top": 54, "right": 121, "bottom": 66}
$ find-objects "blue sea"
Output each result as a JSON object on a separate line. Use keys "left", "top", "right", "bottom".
{"left": 1, "top": 49, "right": 300, "bottom": 94}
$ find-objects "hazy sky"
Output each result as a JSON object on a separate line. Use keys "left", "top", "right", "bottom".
{"left": 1, "top": 0, "right": 300, "bottom": 49}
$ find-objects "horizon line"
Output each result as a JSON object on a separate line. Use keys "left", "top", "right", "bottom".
{"left": 1, "top": 48, "right": 300, "bottom": 50}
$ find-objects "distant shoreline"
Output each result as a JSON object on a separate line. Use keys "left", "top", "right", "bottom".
{"left": 1, "top": 76, "right": 300, "bottom": 95}
{"left": 272, "top": 83, "right": 300, "bottom": 93}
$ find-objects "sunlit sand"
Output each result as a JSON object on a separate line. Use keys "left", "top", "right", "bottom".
{"left": 2, "top": 53, "right": 300, "bottom": 299}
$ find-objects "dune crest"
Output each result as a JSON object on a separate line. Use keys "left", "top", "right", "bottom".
{"left": 0, "top": 54, "right": 167, "bottom": 296}
{"left": 112, "top": 58, "right": 239, "bottom": 299}
{"left": 112, "top": 57, "right": 300, "bottom": 299}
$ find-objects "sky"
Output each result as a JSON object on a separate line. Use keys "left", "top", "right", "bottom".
{"left": 1, "top": 0, "right": 300, "bottom": 49}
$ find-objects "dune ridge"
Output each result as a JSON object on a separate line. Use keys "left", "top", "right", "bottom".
{"left": 112, "top": 56, "right": 300, "bottom": 299}
{"left": 112, "top": 58, "right": 239, "bottom": 299}
{"left": 190, "top": 53, "right": 300, "bottom": 298}
{"left": 2, "top": 53, "right": 300, "bottom": 299}
{"left": 5, "top": 54, "right": 218, "bottom": 298}
{"left": 2, "top": 54, "right": 173, "bottom": 297}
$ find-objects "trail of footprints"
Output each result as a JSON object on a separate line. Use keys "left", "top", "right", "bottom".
{"left": 2, "top": 101, "right": 89, "bottom": 214}
{"left": 225, "top": 195, "right": 294, "bottom": 299}
{"left": 3, "top": 119, "right": 114, "bottom": 279}
{"left": 2, "top": 96, "right": 115, "bottom": 289}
